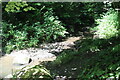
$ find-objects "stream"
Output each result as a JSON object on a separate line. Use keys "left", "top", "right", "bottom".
{"left": 0, "top": 36, "right": 81, "bottom": 78}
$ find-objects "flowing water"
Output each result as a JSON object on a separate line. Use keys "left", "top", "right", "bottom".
{"left": 0, "top": 36, "right": 81, "bottom": 78}
{"left": 0, "top": 55, "right": 27, "bottom": 78}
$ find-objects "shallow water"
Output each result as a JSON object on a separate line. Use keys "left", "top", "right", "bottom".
{"left": 0, "top": 51, "right": 56, "bottom": 78}
{"left": 0, "top": 55, "right": 26, "bottom": 78}
{"left": 0, "top": 36, "right": 80, "bottom": 78}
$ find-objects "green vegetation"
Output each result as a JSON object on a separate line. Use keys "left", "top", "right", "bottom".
{"left": 48, "top": 38, "right": 120, "bottom": 79}
{"left": 45, "top": 5, "right": 120, "bottom": 79}
{"left": 5, "top": 2, "right": 35, "bottom": 12}
{"left": 77, "top": 39, "right": 120, "bottom": 79}
{"left": 2, "top": 3, "right": 67, "bottom": 53}
{"left": 1, "top": 1, "right": 120, "bottom": 79}
{"left": 13, "top": 65, "right": 52, "bottom": 79}
{"left": 2, "top": 2, "right": 104, "bottom": 53}
{"left": 2, "top": 20, "right": 66, "bottom": 53}
{"left": 93, "top": 9, "right": 120, "bottom": 39}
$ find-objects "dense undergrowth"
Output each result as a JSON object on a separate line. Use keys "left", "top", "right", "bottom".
{"left": 92, "top": 9, "right": 120, "bottom": 39}
{"left": 77, "top": 38, "right": 120, "bottom": 79}
{"left": 1, "top": 2, "right": 120, "bottom": 79}
{"left": 2, "top": 2, "right": 104, "bottom": 54}
{"left": 13, "top": 65, "right": 52, "bottom": 79}
{"left": 45, "top": 9, "right": 120, "bottom": 79}
{"left": 46, "top": 37, "right": 120, "bottom": 79}
{"left": 2, "top": 9, "right": 67, "bottom": 53}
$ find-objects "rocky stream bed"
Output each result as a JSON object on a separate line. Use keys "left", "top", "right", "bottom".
{"left": 0, "top": 37, "right": 81, "bottom": 78}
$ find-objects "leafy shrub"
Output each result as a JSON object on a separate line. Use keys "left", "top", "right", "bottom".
{"left": 38, "top": 9, "right": 67, "bottom": 42}
{"left": 2, "top": 22, "right": 29, "bottom": 53}
{"left": 2, "top": 9, "right": 67, "bottom": 53}
{"left": 94, "top": 9, "right": 120, "bottom": 39}
{"left": 78, "top": 43, "right": 120, "bottom": 79}
{"left": 76, "top": 38, "right": 120, "bottom": 79}
{"left": 13, "top": 65, "right": 52, "bottom": 78}
{"left": 53, "top": 2, "right": 104, "bottom": 34}
{"left": 5, "top": 2, "right": 35, "bottom": 13}
{"left": 48, "top": 38, "right": 120, "bottom": 79}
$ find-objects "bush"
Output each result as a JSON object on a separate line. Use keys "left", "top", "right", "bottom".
{"left": 38, "top": 9, "right": 67, "bottom": 42}
{"left": 2, "top": 22, "right": 29, "bottom": 53}
{"left": 94, "top": 9, "right": 120, "bottom": 39}
{"left": 77, "top": 39, "right": 120, "bottom": 79}
{"left": 2, "top": 9, "right": 67, "bottom": 53}
{"left": 78, "top": 44, "right": 120, "bottom": 79}
{"left": 13, "top": 65, "right": 52, "bottom": 78}
{"left": 5, "top": 2, "right": 35, "bottom": 13}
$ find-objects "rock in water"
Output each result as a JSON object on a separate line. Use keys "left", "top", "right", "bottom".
{"left": 0, "top": 53, "right": 30, "bottom": 78}
{"left": 0, "top": 48, "right": 56, "bottom": 78}
{"left": 10, "top": 53, "right": 30, "bottom": 65}
{"left": 0, "top": 55, "right": 14, "bottom": 78}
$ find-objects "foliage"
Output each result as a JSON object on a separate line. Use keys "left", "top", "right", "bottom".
{"left": 48, "top": 37, "right": 120, "bottom": 79}
{"left": 2, "top": 2, "right": 69, "bottom": 53}
{"left": 5, "top": 2, "right": 35, "bottom": 13}
{"left": 93, "top": 9, "right": 120, "bottom": 39}
{"left": 52, "top": 2, "right": 104, "bottom": 34}
{"left": 40, "top": 9, "right": 67, "bottom": 42}
{"left": 2, "top": 22, "right": 27, "bottom": 53}
{"left": 2, "top": 2, "right": 120, "bottom": 79}
{"left": 2, "top": 2, "right": 104, "bottom": 35}
{"left": 51, "top": 50, "right": 76, "bottom": 65}
{"left": 13, "top": 65, "right": 52, "bottom": 79}
{"left": 77, "top": 38, "right": 120, "bottom": 79}
{"left": 2, "top": 10, "right": 67, "bottom": 53}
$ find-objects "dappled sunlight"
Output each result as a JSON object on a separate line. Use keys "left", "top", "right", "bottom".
{"left": 44, "top": 37, "right": 120, "bottom": 79}
{"left": 1, "top": 2, "right": 120, "bottom": 79}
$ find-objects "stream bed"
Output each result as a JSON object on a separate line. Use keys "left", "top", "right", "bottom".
{"left": 0, "top": 37, "right": 81, "bottom": 78}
